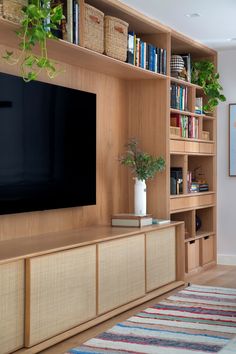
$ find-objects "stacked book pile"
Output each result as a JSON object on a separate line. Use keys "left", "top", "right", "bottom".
{"left": 170, "top": 84, "right": 188, "bottom": 111}
{"left": 127, "top": 32, "right": 167, "bottom": 74}
{"left": 171, "top": 114, "right": 199, "bottom": 139}
{"left": 111, "top": 213, "right": 153, "bottom": 227}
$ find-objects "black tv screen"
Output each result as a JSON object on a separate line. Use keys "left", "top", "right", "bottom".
{"left": 0, "top": 72, "right": 96, "bottom": 215}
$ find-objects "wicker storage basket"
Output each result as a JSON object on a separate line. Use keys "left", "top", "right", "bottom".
{"left": 104, "top": 16, "right": 129, "bottom": 61}
{"left": 202, "top": 130, "right": 210, "bottom": 140}
{"left": 84, "top": 3, "right": 104, "bottom": 54}
{"left": 3, "top": 0, "right": 27, "bottom": 23}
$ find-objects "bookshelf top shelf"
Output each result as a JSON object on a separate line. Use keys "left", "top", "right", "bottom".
{"left": 0, "top": 18, "right": 168, "bottom": 81}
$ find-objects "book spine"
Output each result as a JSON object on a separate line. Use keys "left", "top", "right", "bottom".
{"left": 67, "top": 0, "right": 73, "bottom": 43}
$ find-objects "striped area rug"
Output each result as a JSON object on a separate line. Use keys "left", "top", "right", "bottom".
{"left": 65, "top": 284, "right": 236, "bottom": 354}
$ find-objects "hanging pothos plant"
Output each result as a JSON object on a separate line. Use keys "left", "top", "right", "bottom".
{"left": 191, "top": 60, "right": 226, "bottom": 113}
{"left": 2, "top": 0, "right": 64, "bottom": 82}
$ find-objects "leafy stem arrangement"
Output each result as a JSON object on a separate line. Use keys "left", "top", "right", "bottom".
{"left": 119, "top": 138, "right": 165, "bottom": 181}
{"left": 191, "top": 60, "right": 226, "bottom": 112}
{"left": 3, "top": 0, "right": 64, "bottom": 82}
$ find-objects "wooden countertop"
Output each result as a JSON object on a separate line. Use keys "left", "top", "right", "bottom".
{"left": 0, "top": 222, "right": 183, "bottom": 264}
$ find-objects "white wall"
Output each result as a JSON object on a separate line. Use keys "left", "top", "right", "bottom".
{"left": 217, "top": 50, "right": 236, "bottom": 265}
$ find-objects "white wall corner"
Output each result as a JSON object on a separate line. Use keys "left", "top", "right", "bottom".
{"left": 217, "top": 254, "right": 236, "bottom": 265}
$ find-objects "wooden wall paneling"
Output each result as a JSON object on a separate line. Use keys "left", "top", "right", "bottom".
{"left": 175, "top": 223, "right": 185, "bottom": 281}
{"left": 25, "top": 246, "right": 96, "bottom": 347}
{"left": 0, "top": 47, "right": 129, "bottom": 241}
{"left": 128, "top": 79, "right": 169, "bottom": 218}
{"left": 146, "top": 227, "right": 176, "bottom": 292}
{"left": 98, "top": 235, "right": 145, "bottom": 314}
{"left": 0, "top": 260, "right": 24, "bottom": 354}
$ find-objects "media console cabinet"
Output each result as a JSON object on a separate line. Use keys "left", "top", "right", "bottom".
{"left": 0, "top": 222, "right": 184, "bottom": 354}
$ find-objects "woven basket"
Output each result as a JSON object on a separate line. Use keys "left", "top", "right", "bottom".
{"left": 84, "top": 3, "right": 104, "bottom": 54}
{"left": 3, "top": 0, "right": 27, "bottom": 23}
{"left": 104, "top": 16, "right": 128, "bottom": 61}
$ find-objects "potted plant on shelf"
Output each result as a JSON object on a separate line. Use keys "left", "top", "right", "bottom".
{"left": 2, "top": 0, "right": 64, "bottom": 82}
{"left": 119, "top": 138, "right": 165, "bottom": 215}
{"left": 191, "top": 60, "right": 226, "bottom": 113}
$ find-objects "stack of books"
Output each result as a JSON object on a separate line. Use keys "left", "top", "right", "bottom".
{"left": 111, "top": 213, "right": 153, "bottom": 227}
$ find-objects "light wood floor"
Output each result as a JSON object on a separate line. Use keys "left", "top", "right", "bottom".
{"left": 42, "top": 265, "right": 236, "bottom": 354}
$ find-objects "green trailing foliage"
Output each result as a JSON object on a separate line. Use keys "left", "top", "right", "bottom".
{"left": 119, "top": 138, "right": 165, "bottom": 181}
{"left": 2, "top": 0, "right": 64, "bottom": 82}
{"left": 191, "top": 60, "right": 226, "bottom": 113}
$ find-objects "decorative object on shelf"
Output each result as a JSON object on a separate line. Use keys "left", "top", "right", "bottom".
{"left": 170, "top": 167, "right": 183, "bottom": 195}
{"left": 104, "top": 16, "right": 129, "bottom": 61}
{"left": 84, "top": 3, "right": 104, "bottom": 54}
{"left": 119, "top": 138, "right": 165, "bottom": 215}
{"left": 229, "top": 104, "right": 236, "bottom": 176}
{"left": 195, "top": 97, "right": 203, "bottom": 114}
{"left": 191, "top": 60, "right": 226, "bottom": 112}
{"left": 2, "top": 0, "right": 64, "bottom": 82}
{"left": 202, "top": 130, "right": 210, "bottom": 140}
{"left": 196, "top": 214, "right": 202, "bottom": 232}
{"left": 170, "top": 55, "right": 188, "bottom": 80}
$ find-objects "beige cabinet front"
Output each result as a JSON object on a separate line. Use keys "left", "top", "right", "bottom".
{"left": 146, "top": 227, "right": 176, "bottom": 292}
{"left": 98, "top": 234, "right": 145, "bottom": 314}
{"left": 25, "top": 245, "right": 96, "bottom": 347}
{"left": 0, "top": 260, "right": 24, "bottom": 354}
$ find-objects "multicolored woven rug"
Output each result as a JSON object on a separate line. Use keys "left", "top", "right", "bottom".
{"left": 65, "top": 284, "right": 236, "bottom": 354}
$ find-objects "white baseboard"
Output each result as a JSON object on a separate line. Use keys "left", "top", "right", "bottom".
{"left": 217, "top": 254, "right": 236, "bottom": 265}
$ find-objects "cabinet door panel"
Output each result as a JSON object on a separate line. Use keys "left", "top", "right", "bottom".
{"left": 98, "top": 235, "right": 145, "bottom": 314}
{"left": 146, "top": 227, "right": 176, "bottom": 292}
{"left": 26, "top": 246, "right": 96, "bottom": 347}
{"left": 0, "top": 260, "right": 24, "bottom": 354}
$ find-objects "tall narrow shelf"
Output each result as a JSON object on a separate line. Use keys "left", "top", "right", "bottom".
{"left": 170, "top": 33, "right": 217, "bottom": 275}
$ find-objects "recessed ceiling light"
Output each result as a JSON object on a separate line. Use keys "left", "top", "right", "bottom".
{"left": 185, "top": 13, "right": 201, "bottom": 18}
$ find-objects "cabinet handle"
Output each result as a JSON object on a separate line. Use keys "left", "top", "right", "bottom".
{"left": 114, "top": 26, "right": 124, "bottom": 34}
{"left": 190, "top": 240, "right": 195, "bottom": 244}
{"left": 90, "top": 15, "right": 100, "bottom": 24}
{"left": 204, "top": 236, "right": 210, "bottom": 240}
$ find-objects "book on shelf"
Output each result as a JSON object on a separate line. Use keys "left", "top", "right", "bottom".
{"left": 195, "top": 97, "right": 203, "bottom": 114}
{"left": 180, "top": 53, "right": 191, "bottom": 82}
{"left": 170, "top": 83, "right": 188, "bottom": 111}
{"left": 152, "top": 218, "right": 170, "bottom": 225}
{"left": 171, "top": 113, "right": 199, "bottom": 139}
{"left": 126, "top": 33, "right": 167, "bottom": 74}
{"left": 111, "top": 213, "right": 153, "bottom": 227}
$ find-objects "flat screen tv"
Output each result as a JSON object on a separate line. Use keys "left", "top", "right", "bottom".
{"left": 0, "top": 72, "right": 96, "bottom": 215}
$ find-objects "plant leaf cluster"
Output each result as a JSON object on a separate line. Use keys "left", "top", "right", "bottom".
{"left": 191, "top": 60, "right": 226, "bottom": 112}
{"left": 120, "top": 138, "right": 165, "bottom": 181}
{"left": 2, "top": 0, "right": 64, "bottom": 82}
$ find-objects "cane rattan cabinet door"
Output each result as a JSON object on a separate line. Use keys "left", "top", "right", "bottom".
{"left": 26, "top": 245, "right": 96, "bottom": 347}
{"left": 146, "top": 227, "right": 176, "bottom": 292}
{"left": 0, "top": 260, "right": 24, "bottom": 354}
{"left": 98, "top": 234, "right": 145, "bottom": 314}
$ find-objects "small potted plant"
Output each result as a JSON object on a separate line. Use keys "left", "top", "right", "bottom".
{"left": 191, "top": 60, "right": 226, "bottom": 113}
{"left": 119, "top": 138, "right": 165, "bottom": 215}
{"left": 2, "top": 0, "right": 64, "bottom": 82}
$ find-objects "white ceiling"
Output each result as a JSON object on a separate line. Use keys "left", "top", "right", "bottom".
{"left": 121, "top": 0, "right": 236, "bottom": 51}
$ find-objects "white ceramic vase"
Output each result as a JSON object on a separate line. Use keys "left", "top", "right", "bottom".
{"left": 134, "top": 178, "right": 147, "bottom": 215}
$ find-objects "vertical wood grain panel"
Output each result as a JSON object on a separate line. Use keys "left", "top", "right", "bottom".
{"left": 0, "top": 47, "right": 128, "bottom": 241}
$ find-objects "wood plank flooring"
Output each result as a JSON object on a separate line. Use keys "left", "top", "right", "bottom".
{"left": 42, "top": 265, "right": 236, "bottom": 354}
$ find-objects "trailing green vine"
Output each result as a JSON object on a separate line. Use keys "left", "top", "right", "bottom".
{"left": 2, "top": 0, "right": 64, "bottom": 82}
{"left": 191, "top": 60, "right": 226, "bottom": 112}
